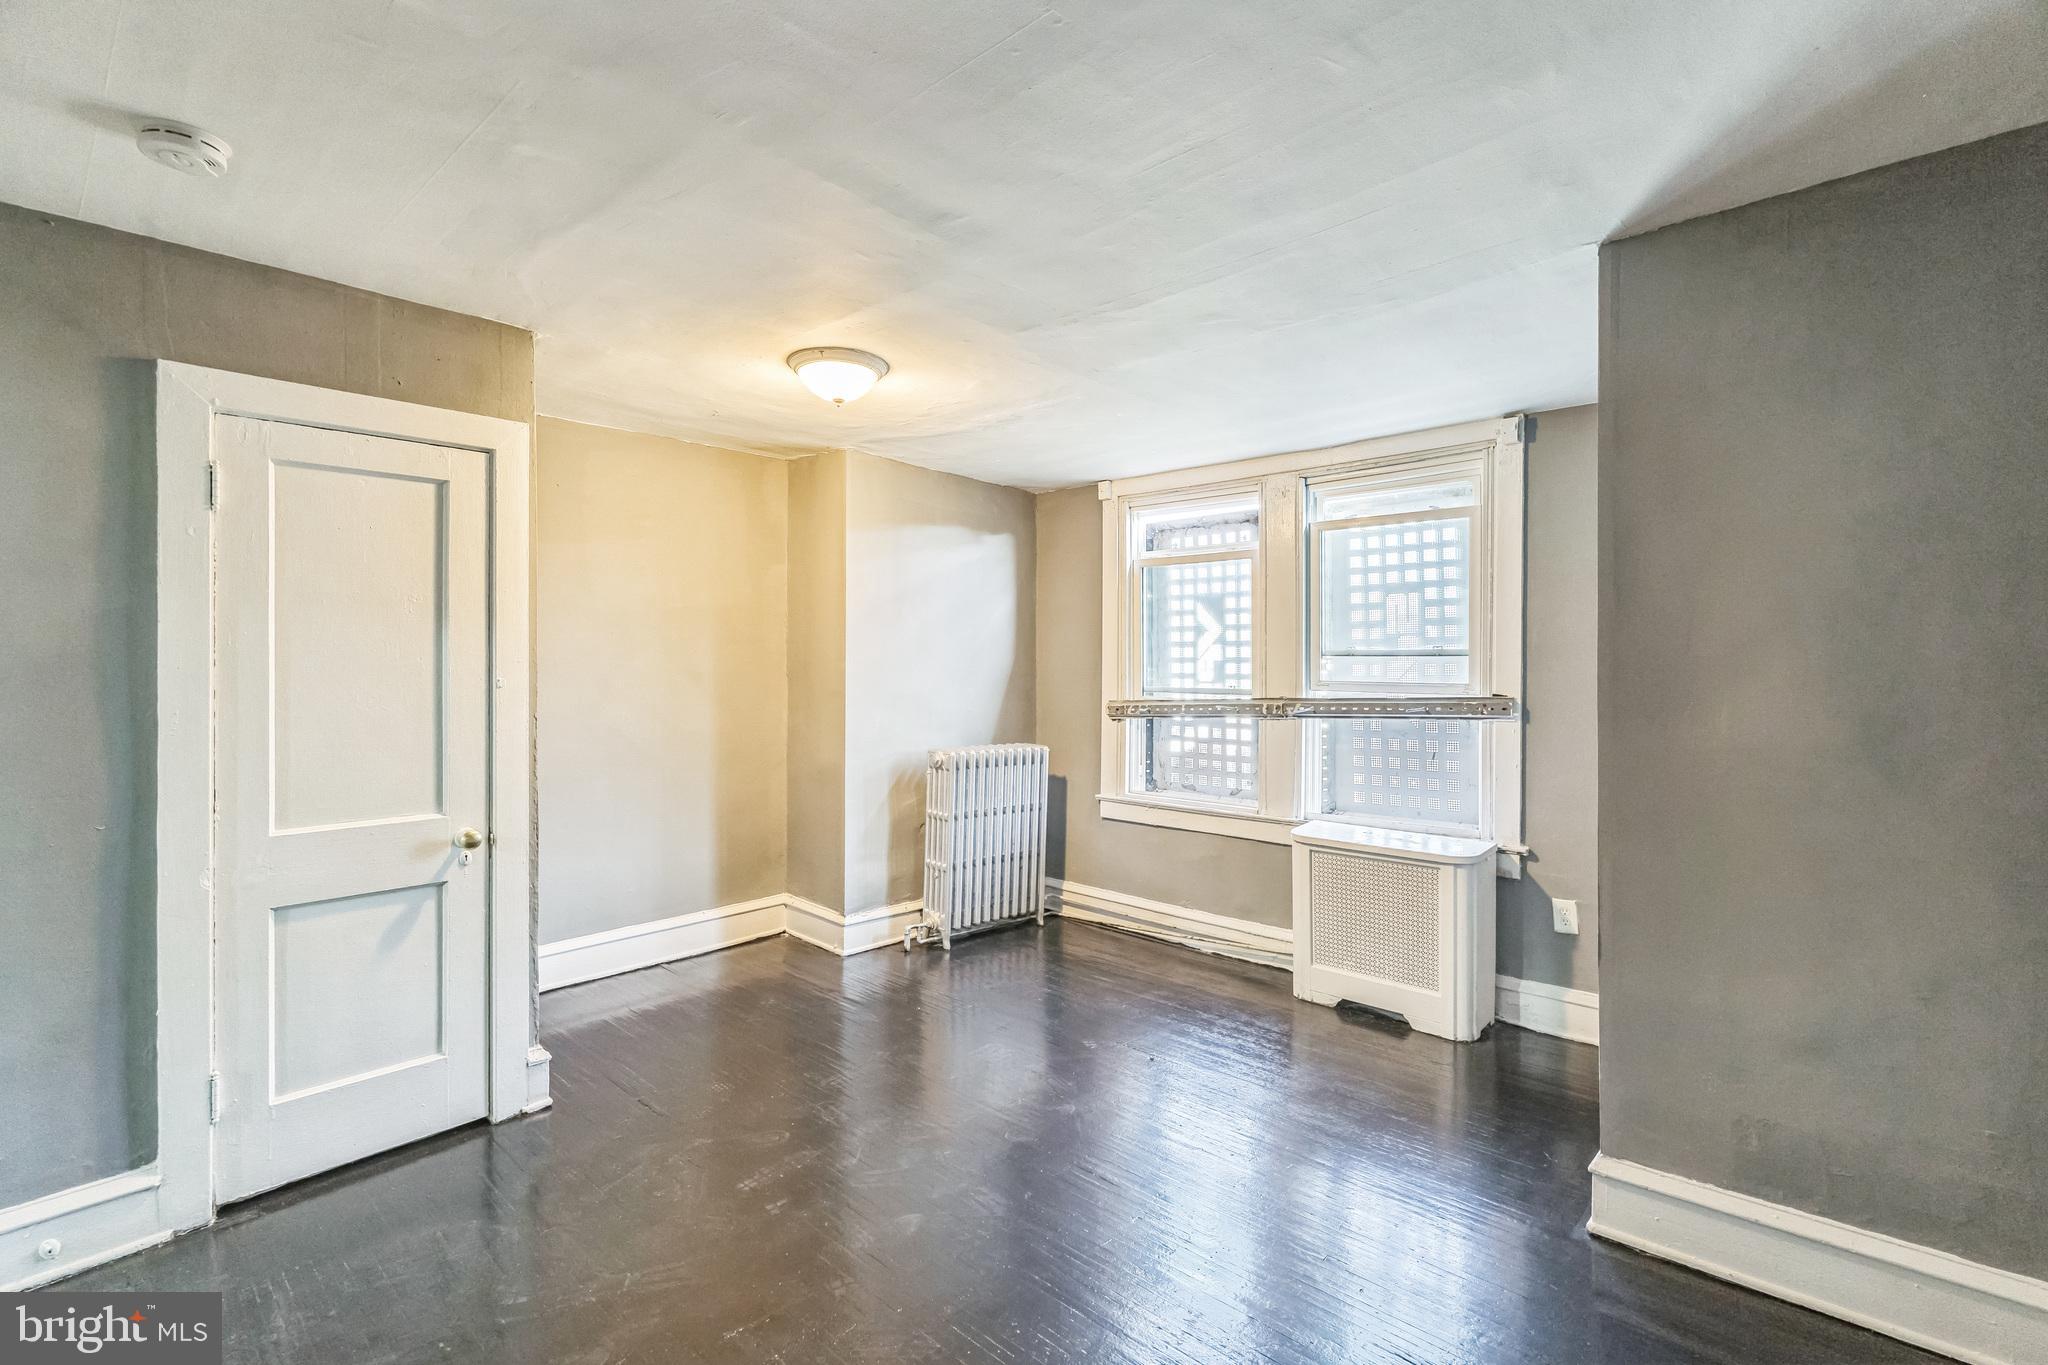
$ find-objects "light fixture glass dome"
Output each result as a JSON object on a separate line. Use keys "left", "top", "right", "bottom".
{"left": 787, "top": 347, "right": 889, "bottom": 405}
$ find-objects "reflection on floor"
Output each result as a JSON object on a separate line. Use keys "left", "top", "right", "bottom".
{"left": 72, "top": 920, "right": 1937, "bottom": 1363}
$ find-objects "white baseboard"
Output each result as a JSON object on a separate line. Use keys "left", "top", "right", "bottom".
{"left": 540, "top": 894, "right": 928, "bottom": 990}
{"left": 522, "top": 1045, "right": 553, "bottom": 1114}
{"left": 1048, "top": 883, "right": 1603, "bottom": 1042}
{"left": 534, "top": 894, "right": 1592, "bottom": 1054}
{"left": 538, "top": 895, "right": 786, "bottom": 991}
{"left": 785, "top": 897, "right": 923, "bottom": 957}
{"left": 1049, "top": 878, "right": 1292, "bottom": 968}
{"left": 1495, "top": 973, "right": 1600, "bottom": 1045}
{"left": 1, "top": 1170, "right": 181, "bottom": 1291}
{"left": 1590, "top": 1154, "right": 2048, "bottom": 1364}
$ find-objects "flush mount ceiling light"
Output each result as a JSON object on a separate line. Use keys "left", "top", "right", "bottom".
{"left": 786, "top": 347, "right": 889, "bottom": 406}
{"left": 136, "top": 122, "right": 233, "bottom": 178}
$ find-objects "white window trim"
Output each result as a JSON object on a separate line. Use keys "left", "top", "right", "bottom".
{"left": 1098, "top": 415, "right": 1525, "bottom": 865}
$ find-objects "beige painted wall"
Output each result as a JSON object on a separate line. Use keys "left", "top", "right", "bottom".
{"left": 535, "top": 439, "right": 1032, "bottom": 925}
{"left": 536, "top": 418, "right": 790, "bottom": 943}
{"left": 0, "top": 202, "right": 532, "bottom": 1210}
{"left": 1033, "top": 405, "right": 1600, "bottom": 992}
{"left": 785, "top": 450, "right": 848, "bottom": 908}
{"left": 842, "top": 452, "right": 1037, "bottom": 912}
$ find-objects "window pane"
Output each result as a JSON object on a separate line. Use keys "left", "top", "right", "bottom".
{"left": 1317, "top": 514, "right": 1471, "bottom": 688}
{"left": 1134, "top": 501, "right": 1258, "bottom": 554}
{"left": 1142, "top": 557, "right": 1253, "bottom": 694}
{"left": 1139, "top": 716, "right": 1258, "bottom": 805}
{"left": 1316, "top": 718, "right": 1480, "bottom": 834}
{"left": 1311, "top": 477, "right": 1475, "bottom": 523}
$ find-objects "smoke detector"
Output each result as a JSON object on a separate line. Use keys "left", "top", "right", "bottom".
{"left": 136, "top": 123, "right": 232, "bottom": 178}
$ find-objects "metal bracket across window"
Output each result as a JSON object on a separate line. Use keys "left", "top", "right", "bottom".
{"left": 1107, "top": 696, "right": 1519, "bottom": 721}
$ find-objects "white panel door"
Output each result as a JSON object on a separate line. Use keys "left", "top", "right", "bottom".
{"left": 213, "top": 415, "right": 491, "bottom": 1202}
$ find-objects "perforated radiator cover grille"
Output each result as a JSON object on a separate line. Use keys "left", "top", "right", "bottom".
{"left": 1308, "top": 849, "right": 1441, "bottom": 991}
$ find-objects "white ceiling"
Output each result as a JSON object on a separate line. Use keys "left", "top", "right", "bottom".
{"left": 2, "top": 2, "right": 2043, "bottom": 488}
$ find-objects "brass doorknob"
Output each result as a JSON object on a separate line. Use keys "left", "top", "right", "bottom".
{"left": 456, "top": 827, "right": 484, "bottom": 850}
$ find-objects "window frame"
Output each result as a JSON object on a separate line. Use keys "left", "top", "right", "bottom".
{"left": 1097, "top": 415, "right": 1526, "bottom": 867}
{"left": 1125, "top": 484, "right": 1262, "bottom": 701}
{"left": 1115, "top": 480, "right": 1267, "bottom": 819}
{"left": 1303, "top": 454, "right": 1490, "bottom": 697}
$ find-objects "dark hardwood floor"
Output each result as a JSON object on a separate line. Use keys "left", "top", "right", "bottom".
{"left": 72, "top": 921, "right": 1938, "bottom": 1363}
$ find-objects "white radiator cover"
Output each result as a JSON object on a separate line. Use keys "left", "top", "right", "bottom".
{"left": 919, "top": 744, "right": 1050, "bottom": 949}
{"left": 1289, "top": 820, "right": 1497, "bottom": 1041}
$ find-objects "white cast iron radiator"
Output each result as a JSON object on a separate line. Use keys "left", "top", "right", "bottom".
{"left": 909, "top": 744, "right": 1050, "bottom": 950}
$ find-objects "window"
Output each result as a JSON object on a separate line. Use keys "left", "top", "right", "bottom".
{"left": 1098, "top": 417, "right": 1524, "bottom": 853}
{"left": 1307, "top": 469, "right": 1484, "bottom": 693}
{"left": 1314, "top": 717, "right": 1482, "bottom": 834}
{"left": 1126, "top": 495, "right": 1260, "bottom": 808}
{"left": 1302, "top": 457, "right": 1492, "bottom": 837}
{"left": 1134, "top": 497, "right": 1257, "bottom": 697}
{"left": 1140, "top": 717, "right": 1258, "bottom": 804}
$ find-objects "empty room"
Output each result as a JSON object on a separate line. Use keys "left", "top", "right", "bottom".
{"left": 2, "top": 2, "right": 2044, "bottom": 1361}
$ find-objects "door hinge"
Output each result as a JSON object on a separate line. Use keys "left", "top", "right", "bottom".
{"left": 206, "top": 461, "right": 219, "bottom": 511}
{"left": 207, "top": 1073, "right": 222, "bottom": 1123}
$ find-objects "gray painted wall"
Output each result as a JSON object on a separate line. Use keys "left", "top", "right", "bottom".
{"left": 1033, "top": 405, "right": 1600, "bottom": 990}
{"left": 1598, "top": 122, "right": 2048, "bottom": 1276}
{"left": 0, "top": 203, "right": 532, "bottom": 1210}
{"left": 536, "top": 418, "right": 789, "bottom": 944}
{"left": 1499, "top": 406, "right": 1601, "bottom": 990}
{"left": 842, "top": 452, "right": 1037, "bottom": 913}
{"left": 1033, "top": 484, "right": 1293, "bottom": 924}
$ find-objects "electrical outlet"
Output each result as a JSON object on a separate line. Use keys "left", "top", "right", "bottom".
{"left": 1551, "top": 898, "right": 1580, "bottom": 935}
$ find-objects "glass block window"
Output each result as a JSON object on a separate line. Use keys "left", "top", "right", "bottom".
{"left": 1317, "top": 516, "right": 1470, "bottom": 688}
{"left": 1128, "top": 493, "right": 1260, "bottom": 804}
{"left": 1141, "top": 558, "right": 1253, "bottom": 694}
{"left": 1309, "top": 476, "right": 1480, "bottom": 692}
{"left": 1102, "top": 432, "right": 1520, "bottom": 846}
{"left": 1141, "top": 717, "right": 1259, "bottom": 805}
{"left": 1316, "top": 718, "right": 1480, "bottom": 835}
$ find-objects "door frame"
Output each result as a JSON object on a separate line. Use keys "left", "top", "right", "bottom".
{"left": 153, "top": 360, "right": 541, "bottom": 1234}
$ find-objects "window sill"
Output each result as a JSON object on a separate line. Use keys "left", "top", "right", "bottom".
{"left": 1097, "top": 796, "right": 1295, "bottom": 845}
{"left": 1100, "top": 795, "right": 1530, "bottom": 874}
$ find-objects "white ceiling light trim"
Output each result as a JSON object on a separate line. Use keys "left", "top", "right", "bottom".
{"left": 787, "top": 347, "right": 889, "bottom": 406}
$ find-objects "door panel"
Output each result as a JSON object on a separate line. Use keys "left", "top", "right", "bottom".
{"left": 213, "top": 415, "right": 490, "bottom": 1203}
{"left": 271, "top": 460, "right": 448, "bottom": 830}
{"left": 270, "top": 884, "right": 445, "bottom": 1100}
